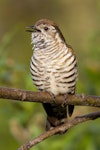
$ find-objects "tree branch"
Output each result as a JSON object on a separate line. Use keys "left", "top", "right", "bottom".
{"left": 18, "top": 111, "right": 100, "bottom": 150}
{"left": 0, "top": 87, "right": 100, "bottom": 107}
{"left": 0, "top": 87, "right": 100, "bottom": 150}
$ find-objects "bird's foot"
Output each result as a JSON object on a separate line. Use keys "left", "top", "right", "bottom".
{"left": 48, "top": 92, "right": 56, "bottom": 103}
{"left": 62, "top": 93, "right": 69, "bottom": 106}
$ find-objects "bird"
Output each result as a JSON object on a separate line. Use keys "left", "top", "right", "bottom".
{"left": 26, "top": 19, "right": 78, "bottom": 133}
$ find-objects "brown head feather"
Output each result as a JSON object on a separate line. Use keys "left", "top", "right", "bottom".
{"left": 35, "top": 19, "right": 66, "bottom": 43}
{"left": 35, "top": 19, "right": 57, "bottom": 27}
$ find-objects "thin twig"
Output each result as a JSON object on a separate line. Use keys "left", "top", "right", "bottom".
{"left": 0, "top": 87, "right": 100, "bottom": 107}
{"left": 18, "top": 111, "right": 100, "bottom": 150}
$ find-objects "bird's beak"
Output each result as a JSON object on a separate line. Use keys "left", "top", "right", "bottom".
{"left": 26, "top": 26, "right": 35, "bottom": 32}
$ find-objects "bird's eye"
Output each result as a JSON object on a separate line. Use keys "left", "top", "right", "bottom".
{"left": 44, "top": 27, "right": 49, "bottom": 31}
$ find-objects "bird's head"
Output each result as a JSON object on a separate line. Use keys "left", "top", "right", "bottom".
{"left": 26, "top": 19, "right": 66, "bottom": 48}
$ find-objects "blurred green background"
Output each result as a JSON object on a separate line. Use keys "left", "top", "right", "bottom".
{"left": 0, "top": 0, "right": 100, "bottom": 150}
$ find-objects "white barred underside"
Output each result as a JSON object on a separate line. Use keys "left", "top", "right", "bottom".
{"left": 30, "top": 33, "right": 77, "bottom": 96}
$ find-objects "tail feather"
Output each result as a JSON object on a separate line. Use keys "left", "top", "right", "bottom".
{"left": 43, "top": 102, "right": 74, "bottom": 134}
{"left": 68, "top": 105, "right": 74, "bottom": 117}
{"left": 42, "top": 103, "right": 67, "bottom": 133}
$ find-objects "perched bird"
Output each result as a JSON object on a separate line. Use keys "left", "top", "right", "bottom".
{"left": 27, "top": 19, "right": 78, "bottom": 133}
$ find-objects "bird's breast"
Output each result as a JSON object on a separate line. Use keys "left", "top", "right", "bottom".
{"left": 30, "top": 44, "right": 77, "bottom": 95}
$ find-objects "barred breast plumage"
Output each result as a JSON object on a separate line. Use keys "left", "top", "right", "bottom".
{"left": 27, "top": 19, "right": 78, "bottom": 133}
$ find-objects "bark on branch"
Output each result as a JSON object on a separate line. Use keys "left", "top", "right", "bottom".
{"left": 0, "top": 86, "right": 100, "bottom": 150}
{"left": 18, "top": 111, "right": 100, "bottom": 150}
{"left": 0, "top": 87, "right": 100, "bottom": 107}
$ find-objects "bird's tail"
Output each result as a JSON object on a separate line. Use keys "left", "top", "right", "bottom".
{"left": 43, "top": 103, "right": 74, "bottom": 134}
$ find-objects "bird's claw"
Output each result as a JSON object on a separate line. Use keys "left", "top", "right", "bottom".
{"left": 49, "top": 92, "right": 56, "bottom": 103}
